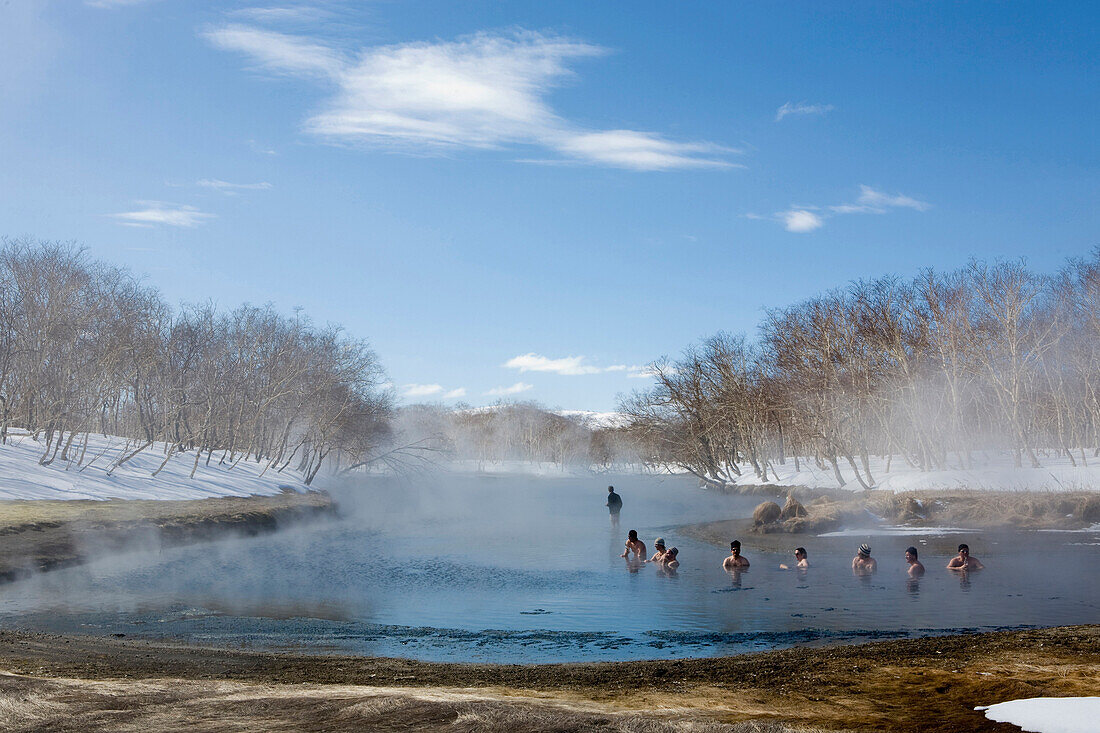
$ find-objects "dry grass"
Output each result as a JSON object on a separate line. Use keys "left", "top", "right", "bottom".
{"left": 1, "top": 626, "right": 1096, "bottom": 732}
{"left": 0, "top": 491, "right": 332, "bottom": 532}
{"left": 0, "top": 675, "right": 833, "bottom": 733}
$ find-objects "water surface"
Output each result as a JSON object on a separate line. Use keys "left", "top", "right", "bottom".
{"left": 2, "top": 474, "right": 1097, "bottom": 662}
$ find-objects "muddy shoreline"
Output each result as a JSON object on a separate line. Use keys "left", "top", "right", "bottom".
{"left": 0, "top": 490, "right": 335, "bottom": 583}
{"left": 0, "top": 626, "right": 1097, "bottom": 731}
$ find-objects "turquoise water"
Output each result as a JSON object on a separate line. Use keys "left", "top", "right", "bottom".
{"left": 2, "top": 474, "right": 1097, "bottom": 662}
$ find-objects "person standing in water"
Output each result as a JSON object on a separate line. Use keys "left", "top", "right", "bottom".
{"left": 606, "top": 485, "right": 622, "bottom": 516}
{"left": 947, "top": 543, "right": 984, "bottom": 570}
{"left": 723, "top": 540, "right": 750, "bottom": 569}
{"left": 852, "top": 543, "right": 877, "bottom": 574}
{"left": 621, "top": 529, "right": 647, "bottom": 560}
{"left": 905, "top": 546, "right": 925, "bottom": 576}
{"left": 780, "top": 547, "right": 809, "bottom": 569}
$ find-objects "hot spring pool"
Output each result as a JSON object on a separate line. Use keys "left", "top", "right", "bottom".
{"left": 2, "top": 474, "right": 1098, "bottom": 662}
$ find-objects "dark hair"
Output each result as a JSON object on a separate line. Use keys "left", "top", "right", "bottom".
{"left": 608, "top": 485, "right": 615, "bottom": 491}
{"left": 628, "top": 530, "right": 638, "bottom": 540}
{"left": 958, "top": 543, "right": 969, "bottom": 552}
{"left": 731, "top": 540, "right": 741, "bottom": 550}
{"left": 906, "top": 546, "right": 918, "bottom": 558}
{"left": 668, "top": 547, "right": 678, "bottom": 556}
{"left": 795, "top": 547, "right": 807, "bottom": 556}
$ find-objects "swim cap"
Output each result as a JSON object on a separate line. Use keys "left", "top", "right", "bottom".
{"left": 858, "top": 543, "right": 871, "bottom": 556}
{"left": 655, "top": 537, "right": 665, "bottom": 547}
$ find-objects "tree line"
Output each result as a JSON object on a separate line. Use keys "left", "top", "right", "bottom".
{"left": 0, "top": 238, "right": 392, "bottom": 484}
{"left": 621, "top": 251, "right": 1100, "bottom": 489}
{"left": 391, "top": 401, "right": 638, "bottom": 472}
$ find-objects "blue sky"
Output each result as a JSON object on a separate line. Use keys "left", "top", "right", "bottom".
{"left": 2, "top": 1, "right": 1097, "bottom": 411}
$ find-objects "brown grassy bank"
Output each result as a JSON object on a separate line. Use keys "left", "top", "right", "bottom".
{"left": 703, "top": 481, "right": 1100, "bottom": 534}
{"left": 0, "top": 626, "right": 1096, "bottom": 731}
{"left": 0, "top": 490, "right": 335, "bottom": 583}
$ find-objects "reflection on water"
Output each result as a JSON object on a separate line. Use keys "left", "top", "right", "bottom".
{"left": 1, "top": 474, "right": 1098, "bottom": 663}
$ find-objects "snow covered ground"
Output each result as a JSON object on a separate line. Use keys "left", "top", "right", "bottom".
{"left": 729, "top": 453, "right": 1100, "bottom": 493}
{"left": 977, "top": 697, "right": 1100, "bottom": 733}
{"left": 0, "top": 430, "right": 309, "bottom": 501}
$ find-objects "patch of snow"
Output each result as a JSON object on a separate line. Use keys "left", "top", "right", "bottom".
{"left": 0, "top": 429, "right": 310, "bottom": 501}
{"left": 818, "top": 526, "right": 974, "bottom": 537}
{"left": 718, "top": 453, "right": 1100, "bottom": 493}
{"left": 1037, "top": 524, "right": 1100, "bottom": 533}
{"left": 555, "top": 410, "right": 629, "bottom": 429}
{"left": 976, "top": 697, "right": 1100, "bottom": 733}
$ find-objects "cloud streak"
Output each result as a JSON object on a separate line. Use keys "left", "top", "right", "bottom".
{"left": 109, "top": 201, "right": 215, "bottom": 228}
{"left": 197, "top": 178, "right": 273, "bottom": 193}
{"left": 205, "top": 26, "right": 735, "bottom": 170}
{"left": 775, "top": 101, "right": 834, "bottom": 121}
{"left": 751, "top": 185, "right": 929, "bottom": 234}
{"left": 504, "top": 353, "right": 635, "bottom": 376}
{"left": 485, "top": 382, "right": 533, "bottom": 396}
{"left": 401, "top": 383, "right": 444, "bottom": 397}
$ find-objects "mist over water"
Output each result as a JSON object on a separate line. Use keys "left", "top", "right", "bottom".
{"left": 2, "top": 474, "right": 1098, "bottom": 663}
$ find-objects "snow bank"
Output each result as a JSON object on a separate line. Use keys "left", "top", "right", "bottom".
{"left": 0, "top": 430, "right": 309, "bottom": 501}
{"left": 977, "top": 697, "right": 1100, "bottom": 733}
{"left": 728, "top": 453, "right": 1100, "bottom": 493}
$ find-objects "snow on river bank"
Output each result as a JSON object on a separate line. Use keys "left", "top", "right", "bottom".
{"left": 0, "top": 430, "right": 309, "bottom": 501}
{"left": 721, "top": 452, "right": 1100, "bottom": 493}
{"left": 977, "top": 697, "right": 1100, "bottom": 733}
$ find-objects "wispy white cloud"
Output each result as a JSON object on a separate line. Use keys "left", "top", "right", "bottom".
{"left": 485, "top": 382, "right": 533, "bottom": 396}
{"left": 751, "top": 185, "right": 929, "bottom": 234}
{"left": 504, "top": 353, "right": 603, "bottom": 376}
{"left": 197, "top": 178, "right": 273, "bottom": 194}
{"left": 247, "top": 139, "right": 278, "bottom": 155}
{"left": 229, "top": 5, "right": 326, "bottom": 25}
{"left": 109, "top": 201, "right": 215, "bottom": 228}
{"left": 401, "top": 383, "right": 444, "bottom": 397}
{"left": 627, "top": 365, "right": 674, "bottom": 379}
{"left": 782, "top": 209, "right": 824, "bottom": 233}
{"left": 86, "top": 0, "right": 158, "bottom": 8}
{"left": 554, "top": 130, "right": 739, "bottom": 171}
{"left": 443, "top": 387, "right": 467, "bottom": 399}
{"left": 206, "top": 27, "right": 734, "bottom": 170}
{"left": 206, "top": 23, "right": 345, "bottom": 79}
{"left": 851, "top": 184, "right": 929, "bottom": 212}
{"left": 775, "top": 101, "right": 834, "bottom": 121}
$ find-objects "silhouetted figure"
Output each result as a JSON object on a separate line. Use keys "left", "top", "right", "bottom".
{"left": 606, "top": 485, "right": 622, "bottom": 515}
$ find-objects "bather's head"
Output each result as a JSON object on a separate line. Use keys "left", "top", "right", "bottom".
{"left": 628, "top": 529, "right": 638, "bottom": 541}
{"left": 730, "top": 540, "right": 741, "bottom": 555}
{"left": 794, "top": 547, "right": 807, "bottom": 560}
{"left": 906, "top": 546, "right": 919, "bottom": 562}
{"left": 858, "top": 543, "right": 871, "bottom": 558}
